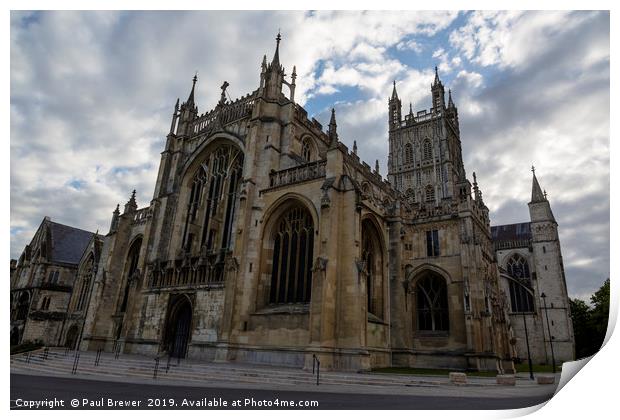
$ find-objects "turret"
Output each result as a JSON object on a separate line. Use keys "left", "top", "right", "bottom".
{"left": 109, "top": 204, "right": 120, "bottom": 234}
{"left": 169, "top": 98, "right": 179, "bottom": 135}
{"left": 263, "top": 31, "right": 285, "bottom": 100}
{"left": 431, "top": 66, "right": 445, "bottom": 112}
{"left": 328, "top": 108, "right": 338, "bottom": 148}
{"left": 529, "top": 167, "right": 556, "bottom": 224}
{"left": 124, "top": 190, "right": 138, "bottom": 214}
{"left": 388, "top": 80, "right": 402, "bottom": 130}
{"left": 177, "top": 75, "right": 199, "bottom": 135}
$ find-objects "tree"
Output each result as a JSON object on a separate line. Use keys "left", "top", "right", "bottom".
{"left": 570, "top": 278, "right": 611, "bottom": 359}
{"left": 570, "top": 298, "right": 594, "bottom": 359}
{"left": 590, "top": 278, "right": 610, "bottom": 343}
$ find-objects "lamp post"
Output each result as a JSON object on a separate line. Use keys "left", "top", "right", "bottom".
{"left": 521, "top": 310, "right": 534, "bottom": 380}
{"left": 541, "top": 292, "right": 557, "bottom": 374}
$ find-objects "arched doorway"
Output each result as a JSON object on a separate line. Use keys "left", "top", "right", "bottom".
{"left": 10, "top": 327, "right": 20, "bottom": 346}
{"left": 165, "top": 297, "right": 193, "bottom": 359}
{"left": 65, "top": 325, "right": 79, "bottom": 349}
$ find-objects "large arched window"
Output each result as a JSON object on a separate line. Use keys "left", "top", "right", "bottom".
{"left": 423, "top": 139, "right": 432, "bottom": 161}
{"left": 75, "top": 253, "right": 94, "bottom": 312}
{"left": 416, "top": 272, "right": 449, "bottom": 331}
{"left": 404, "top": 143, "right": 413, "bottom": 165}
{"left": 506, "top": 254, "right": 534, "bottom": 313}
{"left": 119, "top": 238, "right": 142, "bottom": 313}
{"left": 181, "top": 144, "right": 243, "bottom": 256}
{"left": 269, "top": 205, "right": 314, "bottom": 305}
{"left": 362, "top": 219, "right": 384, "bottom": 318}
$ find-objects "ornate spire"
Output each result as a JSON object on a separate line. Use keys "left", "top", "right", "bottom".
{"left": 186, "top": 73, "right": 198, "bottom": 106}
{"left": 328, "top": 108, "right": 338, "bottom": 147}
{"left": 391, "top": 80, "right": 398, "bottom": 99}
{"left": 272, "top": 30, "right": 281, "bottom": 66}
{"left": 375, "top": 159, "right": 380, "bottom": 174}
{"left": 109, "top": 204, "right": 120, "bottom": 233}
{"left": 353, "top": 140, "right": 358, "bottom": 155}
{"left": 409, "top": 102, "right": 414, "bottom": 116}
{"left": 433, "top": 66, "right": 442, "bottom": 86}
{"left": 124, "top": 190, "right": 138, "bottom": 214}
{"left": 531, "top": 166, "right": 546, "bottom": 202}
{"left": 448, "top": 89, "right": 455, "bottom": 108}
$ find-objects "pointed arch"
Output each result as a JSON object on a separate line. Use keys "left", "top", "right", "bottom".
{"left": 260, "top": 196, "right": 318, "bottom": 306}
{"left": 404, "top": 143, "right": 413, "bottom": 165}
{"left": 361, "top": 216, "right": 386, "bottom": 318}
{"left": 504, "top": 253, "right": 535, "bottom": 313}
{"left": 118, "top": 236, "right": 143, "bottom": 313}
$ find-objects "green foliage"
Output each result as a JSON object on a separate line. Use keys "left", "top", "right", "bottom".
{"left": 514, "top": 363, "right": 561, "bottom": 373}
{"left": 570, "top": 278, "right": 610, "bottom": 359}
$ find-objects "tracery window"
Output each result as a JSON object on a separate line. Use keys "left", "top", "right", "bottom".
{"left": 404, "top": 143, "right": 413, "bottom": 165}
{"left": 425, "top": 185, "right": 435, "bottom": 203}
{"left": 180, "top": 145, "right": 244, "bottom": 256}
{"left": 362, "top": 219, "right": 384, "bottom": 318}
{"left": 506, "top": 254, "right": 534, "bottom": 313}
{"left": 119, "top": 238, "right": 142, "bottom": 313}
{"left": 423, "top": 139, "right": 432, "bottom": 161}
{"left": 301, "top": 138, "right": 314, "bottom": 162}
{"left": 269, "top": 206, "right": 314, "bottom": 305}
{"left": 75, "top": 254, "right": 94, "bottom": 312}
{"left": 416, "top": 273, "right": 449, "bottom": 331}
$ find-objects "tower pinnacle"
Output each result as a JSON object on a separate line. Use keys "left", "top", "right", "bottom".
{"left": 272, "top": 31, "right": 281, "bottom": 66}
{"left": 328, "top": 108, "right": 338, "bottom": 147}
{"left": 531, "top": 167, "right": 546, "bottom": 202}
{"left": 391, "top": 80, "right": 398, "bottom": 99}
{"left": 186, "top": 73, "right": 198, "bottom": 106}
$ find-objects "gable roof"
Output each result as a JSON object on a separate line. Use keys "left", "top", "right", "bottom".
{"left": 47, "top": 220, "right": 95, "bottom": 265}
{"left": 490, "top": 222, "right": 532, "bottom": 250}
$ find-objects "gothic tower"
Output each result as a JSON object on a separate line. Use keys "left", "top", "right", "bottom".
{"left": 387, "top": 68, "right": 466, "bottom": 205}
{"left": 528, "top": 169, "right": 575, "bottom": 363}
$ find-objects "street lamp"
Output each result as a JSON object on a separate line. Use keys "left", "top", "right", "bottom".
{"left": 521, "top": 310, "right": 534, "bottom": 380}
{"left": 541, "top": 292, "right": 557, "bottom": 374}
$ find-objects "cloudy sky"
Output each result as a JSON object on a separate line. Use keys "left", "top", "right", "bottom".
{"left": 10, "top": 11, "right": 609, "bottom": 301}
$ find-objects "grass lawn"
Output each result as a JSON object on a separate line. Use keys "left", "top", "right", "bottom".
{"left": 514, "top": 363, "right": 562, "bottom": 373}
{"left": 372, "top": 367, "right": 499, "bottom": 377}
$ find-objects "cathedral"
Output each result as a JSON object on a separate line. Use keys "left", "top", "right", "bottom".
{"left": 10, "top": 34, "right": 574, "bottom": 372}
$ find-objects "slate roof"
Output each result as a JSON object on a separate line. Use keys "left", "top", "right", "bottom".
{"left": 47, "top": 221, "right": 95, "bottom": 265}
{"left": 490, "top": 222, "right": 532, "bottom": 250}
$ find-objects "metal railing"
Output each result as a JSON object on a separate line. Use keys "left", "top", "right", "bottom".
{"left": 312, "top": 354, "right": 320, "bottom": 386}
{"left": 153, "top": 357, "right": 160, "bottom": 379}
{"left": 94, "top": 348, "right": 102, "bottom": 366}
{"left": 71, "top": 351, "right": 80, "bottom": 375}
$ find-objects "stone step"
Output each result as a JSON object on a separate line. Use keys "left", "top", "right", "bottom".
{"left": 11, "top": 362, "right": 435, "bottom": 388}
{"left": 12, "top": 352, "right": 432, "bottom": 385}
{"left": 11, "top": 357, "right": 442, "bottom": 387}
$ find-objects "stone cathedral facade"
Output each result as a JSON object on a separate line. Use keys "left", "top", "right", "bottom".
{"left": 10, "top": 34, "right": 574, "bottom": 372}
